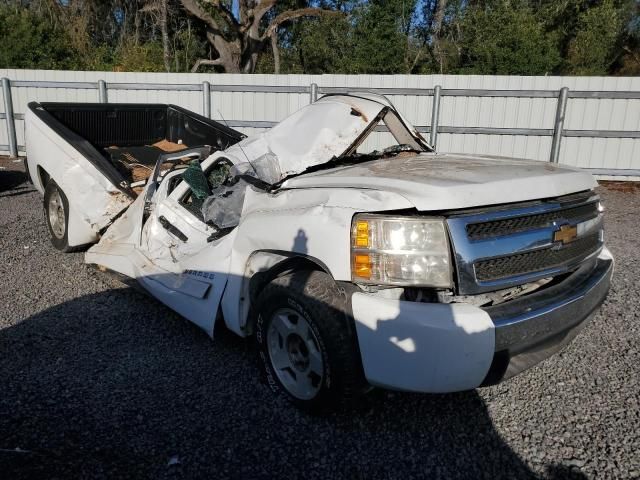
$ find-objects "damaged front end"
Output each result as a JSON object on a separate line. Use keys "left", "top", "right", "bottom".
{"left": 195, "top": 94, "right": 433, "bottom": 230}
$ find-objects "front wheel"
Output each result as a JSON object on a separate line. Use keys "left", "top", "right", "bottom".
{"left": 254, "top": 271, "right": 366, "bottom": 412}
{"left": 43, "top": 180, "right": 74, "bottom": 252}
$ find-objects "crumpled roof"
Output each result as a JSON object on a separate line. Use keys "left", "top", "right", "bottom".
{"left": 200, "top": 94, "right": 429, "bottom": 229}
{"left": 222, "top": 95, "right": 388, "bottom": 182}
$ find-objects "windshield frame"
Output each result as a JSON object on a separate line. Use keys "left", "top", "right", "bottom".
{"left": 339, "top": 104, "right": 433, "bottom": 158}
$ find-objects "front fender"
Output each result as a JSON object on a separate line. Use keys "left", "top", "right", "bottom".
{"left": 220, "top": 186, "right": 414, "bottom": 336}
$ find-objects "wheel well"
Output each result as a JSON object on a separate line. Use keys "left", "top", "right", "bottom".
{"left": 244, "top": 255, "right": 330, "bottom": 334}
{"left": 37, "top": 165, "right": 50, "bottom": 190}
{"left": 249, "top": 255, "right": 328, "bottom": 304}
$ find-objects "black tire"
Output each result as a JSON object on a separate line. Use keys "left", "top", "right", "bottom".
{"left": 254, "top": 270, "right": 367, "bottom": 412}
{"left": 43, "top": 180, "right": 74, "bottom": 252}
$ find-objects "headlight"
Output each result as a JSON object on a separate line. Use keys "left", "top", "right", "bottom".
{"left": 351, "top": 214, "right": 452, "bottom": 287}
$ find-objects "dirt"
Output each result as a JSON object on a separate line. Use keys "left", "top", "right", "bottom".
{"left": 599, "top": 180, "right": 640, "bottom": 193}
{"left": 130, "top": 164, "right": 154, "bottom": 183}
{"left": 105, "top": 140, "right": 190, "bottom": 186}
{"left": 152, "top": 139, "right": 188, "bottom": 153}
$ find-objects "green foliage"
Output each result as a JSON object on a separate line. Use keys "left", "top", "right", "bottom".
{"left": 171, "top": 26, "right": 207, "bottom": 73}
{"left": 458, "top": 1, "right": 561, "bottom": 75}
{"left": 112, "top": 40, "right": 166, "bottom": 73}
{"left": 617, "top": 8, "right": 640, "bottom": 74}
{"left": 0, "top": 6, "right": 82, "bottom": 69}
{"left": 293, "top": 14, "right": 355, "bottom": 73}
{"left": 349, "top": 0, "right": 418, "bottom": 74}
{"left": 289, "top": 0, "right": 418, "bottom": 74}
{"left": 0, "top": 0, "right": 637, "bottom": 75}
{"left": 566, "top": 0, "right": 625, "bottom": 74}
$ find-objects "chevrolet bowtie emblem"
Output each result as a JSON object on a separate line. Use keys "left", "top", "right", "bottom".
{"left": 553, "top": 224, "right": 578, "bottom": 245}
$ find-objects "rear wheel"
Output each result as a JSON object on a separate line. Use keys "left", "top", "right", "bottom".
{"left": 254, "top": 270, "right": 366, "bottom": 412}
{"left": 44, "top": 180, "right": 73, "bottom": 252}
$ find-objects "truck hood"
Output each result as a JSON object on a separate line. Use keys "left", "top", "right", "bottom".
{"left": 280, "top": 153, "right": 597, "bottom": 211}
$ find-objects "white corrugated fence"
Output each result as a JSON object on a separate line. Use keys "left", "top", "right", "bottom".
{"left": 1, "top": 69, "right": 638, "bottom": 179}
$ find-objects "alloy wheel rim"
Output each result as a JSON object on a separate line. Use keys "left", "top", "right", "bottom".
{"left": 48, "top": 189, "right": 65, "bottom": 239}
{"left": 267, "top": 307, "right": 324, "bottom": 400}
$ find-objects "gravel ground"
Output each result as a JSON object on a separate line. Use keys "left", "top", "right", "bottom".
{"left": 1, "top": 158, "right": 639, "bottom": 479}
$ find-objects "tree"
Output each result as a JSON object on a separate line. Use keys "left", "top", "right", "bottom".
{"left": 348, "top": 0, "right": 421, "bottom": 74}
{"left": 141, "top": 0, "right": 172, "bottom": 72}
{"left": 137, "top": 0, "right": 208, "bottom": 73}
{"left": 1, "top": 0, "right": 638, "bottom": 75}
{"left": 180, "top": 0, "right": 340, "bottom": 73}
{"left": 457, "top": 1, "right": 561, "bottom": 75}
{"left": 111, "top": 40, "right": 166, "bottom": 72}
{"left": 287, "top": 0, "right": 424, "bottom": 75}
{"left": 0, "top": 5, "right": 82, "bottom": 69}
{"left": 420, "top": 0, "right": 450, "bottom": 73}
{"left": 290, "top": 13, "right": 354, "bottom": 74}
{"left": 618, "top": 4, "right": 640, "bottom": 74}
{"left": 566, "top": 0, "right": 626, "bottom": 74}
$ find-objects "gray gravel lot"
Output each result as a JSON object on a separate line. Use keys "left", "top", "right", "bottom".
{"left": 0, "top": 158, "right": 639, "bottom": 479}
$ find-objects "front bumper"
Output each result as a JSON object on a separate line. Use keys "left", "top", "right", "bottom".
{"left": 351, "top": 248, "right": 613, "bottom": 393}
{"left": 480, "top": 252, "right": 613, "bottom": 385}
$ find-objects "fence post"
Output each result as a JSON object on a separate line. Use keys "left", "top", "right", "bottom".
{"left": 550, "top": 87, "right": 569, "bottom": 163}
{"left": 430, "top": 85, "right": 441, "bottom": 149}
{"left": 202, "top": 81, "right": 211, "bottom": 118}
{"left": 310, "top": 83, "right": 318, "bottom": 103}
{"left": 98, "top": 80, "right": 108, "bottom": 103}
{"left": 1, "top": 77, "right": 18, "bottom": 158}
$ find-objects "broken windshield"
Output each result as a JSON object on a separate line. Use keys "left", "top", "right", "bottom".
{"left": 346, "top": 108, "right": 431, "bottom": 158}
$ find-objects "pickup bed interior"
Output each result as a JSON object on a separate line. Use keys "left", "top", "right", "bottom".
{"left": 28, "top": 102, "right": 245, "bottom": 196}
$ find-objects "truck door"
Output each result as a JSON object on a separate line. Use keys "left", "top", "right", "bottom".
{"left": 132, "top": 155, "right": 238, "bottom": 337}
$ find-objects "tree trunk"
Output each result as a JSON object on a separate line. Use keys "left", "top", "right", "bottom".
{"left": 181, "top": 1, "right": 338, "bottom": 74}
{"left": 159, "top": 0, "right": 171, "bottom": 72}
{"left": 431, "top": 0, "right": 447, "bottom": 74}
{"left": 134, "top": 8, "right": 141, "bottom": 45}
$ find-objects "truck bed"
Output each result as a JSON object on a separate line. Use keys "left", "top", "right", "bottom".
{"left": 27, "top": 102, "right": 244, "bottom": 196}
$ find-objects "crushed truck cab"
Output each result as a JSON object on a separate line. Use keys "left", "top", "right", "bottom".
{"left": 27, "top": 93, "right": 612, "bottom": 411}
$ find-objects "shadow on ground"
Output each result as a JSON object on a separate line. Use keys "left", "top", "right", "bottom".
{"left": 0, "top": 284, "right": 586, "bottom": 479}
{"left": 0, "top": 169, "right": 30, "bottom": 197}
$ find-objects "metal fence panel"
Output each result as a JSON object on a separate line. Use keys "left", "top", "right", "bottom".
{"left": 0, "top": 69, "right": 638, "bottom": 177}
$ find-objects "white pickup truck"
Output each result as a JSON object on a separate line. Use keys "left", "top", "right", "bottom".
{"left": 26, "top": 93, "right": 613, "bottom": 411}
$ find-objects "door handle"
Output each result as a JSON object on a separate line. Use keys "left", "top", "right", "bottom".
{"left": 158, "top": 216, "right": 188, "bottom": 242}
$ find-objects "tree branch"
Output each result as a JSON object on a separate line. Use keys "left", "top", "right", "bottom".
{"left": 238, "top": 0, "right": 250, "bottom": 25}
{"left": 409, "top": 48, "right": 424, "bottom": 73}
{"left": 179, "top": 0, "right": 221, "bottom": 33}
{"left": 253, "top": 0, "right": 277, "bottom": 26}
{"left": 238, "top": 0, "right": 276, "bottom": 36}
{"left": 206, "top": 0, "right": 239, "bottom": 29}
{"left": 191, "top": 57, "right": 224, "bottom": 72}
{"left": 261, "top": 8, "right": 340, "bottom": 41}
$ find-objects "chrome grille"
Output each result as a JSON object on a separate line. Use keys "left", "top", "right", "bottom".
{"left": 446, "top": 191, "right": 604, "bottom": 295}
{"left": 466, "top": 202, "right": 599, "bottom": 240}
{"left": 475, "top": 233, "right": 601, "bottom": 281}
